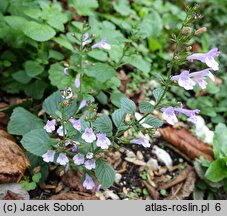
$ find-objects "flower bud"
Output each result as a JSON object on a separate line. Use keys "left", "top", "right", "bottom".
{"left": 194, "top": 27, "right": 207, "bottom": 35}
{"left": 186, "top": 46, "right": 192, "bottom": 51}
{"left": 182, "top": 27, "right": 191, "bottom": 35}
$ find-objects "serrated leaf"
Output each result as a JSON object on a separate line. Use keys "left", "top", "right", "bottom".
{"left": 110, "top": 92, "right": 125, "bottom": 107}
{"left": 139, "top": 102, "right": 154, "bottom": 113}
{"left": 4, "top": 16, "right": 27, "bottom": 30}
{"left": 24, "top": 80, "right": 47, "bottom": 99}
{"left": 43, "top": 91, "right": 77, "bottom": 117}
{"left": 84, "top": 63, "right": 116, "bottom": 83}
{"left": 153, "top": 87, "right": 164, "bottom": 103}
{"left": 53, "top": 35, "right": 74, "bottom": 50}
{"left": 25, "top": 182, "right": 37, "bottom": 191}
{"left": 120, "top": 97, "right": 136, "bottom": 115}
{"left": 69, "top": 0, "right": 98, "bottom": 16}
{"left": 95, "top": 160, "right": 115, "bottom": 189}
{"left": 213, "top": 123, "right": 227, "bottom": 158}
{"left": 205, "top": 159, "right": 227, "bottom": 182}
{"left": 93, "top": 115, "right": 113, "bottom": 136}
{"left": 111, "top": 109, "right": 127, "bottom": 131}
{"left": 21, "top": 129, "right": 51, "bottom": 156}
{"left": 12, "top": 70, "right": 32, "bottom": 84}
{"left": 123, "top": 55, "right": 150, "bottom": 73}
{"left": 32, "top": 172, "right": 42, "bottom": 183}
{"left": 23, "top": 21, "right": 56, "bottom": 42}
{"left": 24, "top": 60, "right": 44, "bottom": 78}
{"left": 8, "top": 107, "right": 44, "bottom": 136}
{"left": 143, "top": 116, "right": 163, "bottom": 128}
{"left": 48, "top": 63, "right": 71, "bottom": 89}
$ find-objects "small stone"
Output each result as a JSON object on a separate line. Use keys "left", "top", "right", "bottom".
{"left": 146, "top": 158, "right": 160, "bottom": 170}
{"left": 136, "top": 151, "right": 144, "bottom": 160}
{"left": 103, "top": 190, "right": 119, "bottom": 200}
{"left": 126, "top": 150, "right": 136, "bottom": 158}
{"left": 115, "top": 173, "right": 122, "bottom": 184}
{"left": 0, "top": 183, "right": 30, "bottom": 200}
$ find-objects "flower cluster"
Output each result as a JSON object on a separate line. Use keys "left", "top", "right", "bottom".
{"left": 161, "top": 48, "right": 220, "bottom": 125}
{"left": 41, "top": 90, "right": 112, "bottom": 190}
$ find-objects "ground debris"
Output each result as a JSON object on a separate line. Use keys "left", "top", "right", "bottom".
{"left": 49, "top": 192, "right": 98, "bottom": 200}
{"left": 159, "top": 127, "right": 214, "bottom": 160}
{"left": 165, "top": 166, "right": 196, "bottom": 200}
{"left": 0, "top": 130, "right": 30, "bottom": 184}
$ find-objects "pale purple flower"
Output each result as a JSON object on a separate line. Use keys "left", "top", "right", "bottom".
{"left": 96, "top": 133, "right": 111, "bottom": 149}
{"left": 81, "top": 128, "right": 96, "bottom": 143}
{"left": 42, "top": 150, "right": 55, "bottom": 163}
{"left": 83, "top": 174, "right": 95, "bottom": 190}
{"left": 130, "top": 136, "right": 151, "bottom": 148}
{"left": 186, "top": 48, "right": 220, "bottom": 71}
{"left": 74, "top": 77, "right": 80, "bottom": 88}
{"left": 56, "top": 153, "right": 69, "bottom": 165}
{"left": 82, "top": 33, "right": 92, "bottom": 47}
{"left": 65, "top": 140, "right": 71, "bottom": 146}
{"left": 72, "top": 143, "right": 78, "bottom": 153}
{"left": 57, "top": 126, "right": 67, "bottom": 137}
{"left": 174, "top": 107, "right": 200, "bottom": 124}
{"left": 61, "top": 87, "right": 73, "bottom": 99}
{"left": 91, "top": 38, "right": 111, "bottom": 50}
{"left": 171, "top": 68, "right": 214, "bottom": 90}
{"left": 161, "top": 106, "right": 200, "bottom": 125}
{"left": 64, "top": 67, "right": 69, "bottom": 76}
{"left": 78, "top": 99, "right": 87, "bottom": 110}
{"left": 44, "top": 119, "right": 56, "bottom": 133}
{"left": 95, "top": 184, "right": 102, "bottom": 192}
{"left": 73, "top": 153, "right": 84, "bottom": 165}
{"left": 84, "top": 159, "right": 96, "bottom": 170}
{"left": 86, "top": 152, "right": 93, "bottom": 159}
{"left": 161, "top": 107, "right": 178, "bottom": 125}
{"left": 69, "top": 118, "right": 81, "bottom": 131}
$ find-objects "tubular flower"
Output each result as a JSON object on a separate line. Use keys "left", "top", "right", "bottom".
{"left": 161, "top": 106, "right": 200, "bottom": 125}
{"left": 171, "top": 68, "right": 214, "bottom": 90}
{"left": 91, "top": 38, "right": 111, "bottom": 50}
{"left": 186, "top": 48, "right": 220, "bottom": 71}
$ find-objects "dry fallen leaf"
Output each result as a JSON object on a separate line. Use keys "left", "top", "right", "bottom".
{"left": 159, "top": 127, "right": 214, "bottom": 160}
{"left": 49, "top": 192, "right": 98, "bottom": 200}
{"left": 165, "top": 166, "right": 196, "bottom": 200}
{"left": 0, "top": 131, "right": 30, "bottom": 183}
{"left": 143, "top": 181, "right": 159, "bottom": 200}
{"left": 3, "top": 190, "right": 24, "bottom": 200}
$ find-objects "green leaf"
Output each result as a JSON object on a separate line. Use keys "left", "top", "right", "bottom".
{"left": 213, "top": 123, "right": 227, "bottom": 158}
{"left": 93, "top": 115, "right": 113, "bottom": 136}
{"left": 113, "top": 0, "right": 134, "bottom": 16}
{"left": 123, "top": 55, "right": 150, "bottom": 73}
{"left": 24, "top": 60, "right": 44, "bottom": 78}
{"left": 110, "top": 92, "right": 125, "bottom": 107}
{"left": 120, "top": 97, "right": 136, "bottom": 115}
{"left": 49, "top": 50, "right": 64, "bottom": 60}
{"left": 139, "top": 102, "right": 154, "bottom": 113}
{"left": 153, "top": 87, "right": 164, "bottom": 103}
{"left": 143, "top": 116, "right": 163, "bottom": 128}
{"left": 69, "top": 0, "right": 98, "bottom": 16}
{"left": 23, "top": 21, "right": 56, "bottom": 42}
{"left": 96, "top": 91, "right": 107, "bottom": 105}
{"left": 48, "top": 63, "right": 71, "bottom": 89}
{"left": 139, "top": 11, "right": 163, "bottom": 39}
{"left": 205, "top": 159, "right": 227, "bottom": 182}
{"left": 111, "top": 109, "right": 127, "bottom": 131}
{"left": 95, "top": 160, "right": 115, "bottom": 189}
{"left": 88, "top": 50, "right": 108, "bottom": 62}
{"left": 25, "top": 182, "right": 37, "bottom": 191}
{"left": 24, "top": 80, "right": 47, "bottom": 99}
{"left": 32, "top": 172, "right": 42, "bottom": 183}
{"left": 53, "top": 35, "right": 74, "bottom": 51}
{"left": 24, "top": 9, "right": 42, "bottom": 20}
{"left": 84, "top": 63, "right": 116, "bottom": 83}
{"left": 43, "top": 91, "right": 77, "bottom": 117}
{"left": 21, "top": 129, "right": 51, "bottom": 156}
{"left": 8, "top": 107, "right": 44, "bottom": 136}
{"left": 4, "top": 16, "right": 27, "bottom": 30}
{"left": 12, "top": 70, "right": 32, "bottom": 84}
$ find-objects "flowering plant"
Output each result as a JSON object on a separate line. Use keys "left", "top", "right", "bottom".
{"left": 7, "top": 5, "right": 221, "bottom": 191}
